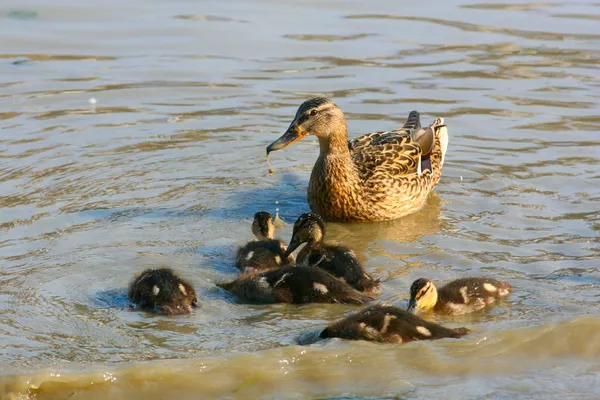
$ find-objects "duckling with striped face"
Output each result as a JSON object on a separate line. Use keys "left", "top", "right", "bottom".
{"left": 128, "top": 268, "right": 198, "bottom": 315}
{"left": 285, "top": 213, "right": 380, "bottom": 294}
{"left": 408, "top": 277, "right": 511, "bottom": 316}
{"left": 236, "top": 211, "right": 294, "bottom": 273}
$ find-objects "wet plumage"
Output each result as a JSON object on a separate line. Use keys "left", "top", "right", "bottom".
{"left": 408, "top": 277, "right": 512, "bottom": 316}
{"left": 286, "top": 213, "right": 380, "bottom": 294}
{"left": 320, "top": 304, "right": 469, "bottom": 343}
{"left": 236, "top": 211, "right": 293, "bottom": 273}
{"left": 128, "top": 268, "right": 198, "bottom": 315}
{"left": 217, "top": 266, "right": 373, "bottom": 305}
{"left": 266, "top": 97, "right": 449, "bottom": 222}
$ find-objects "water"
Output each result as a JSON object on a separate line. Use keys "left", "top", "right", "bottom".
{"left": 1, "top": 0, "right": 599, "bottom": 398}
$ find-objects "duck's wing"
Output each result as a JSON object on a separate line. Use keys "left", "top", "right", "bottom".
{"left": 402, "top": 110, "right": 421, "bottom": 130}
{"left": 348, "top": 110, "right": 422, "bottom": 153}
{"left": 349, "top": 112, "right": 442, "bottom": 183}
{"left": 351, "top": 129, "right": 428, "bottom": 181}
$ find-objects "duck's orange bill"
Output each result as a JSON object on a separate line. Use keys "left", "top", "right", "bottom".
{"left": 266, "top": 125, "right": 306, "bottom": 155}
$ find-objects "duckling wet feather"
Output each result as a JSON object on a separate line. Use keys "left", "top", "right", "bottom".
{"left": 218, "top": 266, "right": 374, "bottom": 305}
{"left": 320, "top": 304, "right": 469, "bottom": 343}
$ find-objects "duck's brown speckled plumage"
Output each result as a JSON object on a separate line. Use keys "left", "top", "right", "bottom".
{"left": 267, "top": 97, "right": 448, "bottom": 222}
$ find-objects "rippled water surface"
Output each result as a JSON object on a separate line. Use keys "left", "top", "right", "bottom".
{"left": 1, "top": 0, "right": 600, "bottom": 398}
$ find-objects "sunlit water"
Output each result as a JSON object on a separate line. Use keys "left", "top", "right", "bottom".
{"left": 1, "top": 0, "right": 599, "bottom": 398}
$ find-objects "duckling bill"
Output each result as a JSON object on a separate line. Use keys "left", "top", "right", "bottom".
{"left": 236, "top": 211, "right": 293, "bottom": 273}
{"left": 320, "top": 304, "right": 469, "bottom": 343}
{"left": 218, "top": 266, "right": 373, "bottom": 305}
{"left": 285, "top": 212, "right": 380, "bottom": 294}
{"left": 408, "top": 277, "right": 512, "bottom": 316}
{"left": 128, "top": 268, "right": 198, "bottom": 315}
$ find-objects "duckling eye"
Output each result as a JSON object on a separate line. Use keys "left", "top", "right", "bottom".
{"left": 309, "top": 109, "right": 318, "bottom": 116}
{"left": 417, "top": 286, "right": 430, "bottom": 298}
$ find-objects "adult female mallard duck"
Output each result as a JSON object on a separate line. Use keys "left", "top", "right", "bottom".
{"left": 236, "top": 211, "right": 294, "bottom": 273}
{"left": 128, "top": 268, "right": 198, "bottom": 315}
{"left": 285, "top": 212, "right": 380, "bottom": 294}
{"left": 217, "top": 266, "right": 373, "bottom": 305}
{"left": 319, "top": 304, "right": 469, "bottom": 343}
{"left": 407, "top": 277, "right": 512, "bottom": 316}
{"left": 266, "top": 97, "right": 448, "bottom": 222}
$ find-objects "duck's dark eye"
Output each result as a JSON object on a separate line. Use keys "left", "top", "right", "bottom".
{"left": 309, "top": 109, "right": 318, "bottom": 116}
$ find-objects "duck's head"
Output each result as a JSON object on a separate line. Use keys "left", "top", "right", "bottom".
{"left": 284, "top": 212, "right": 325, "bottom": 257}
{"left": 252, "top": 211, "right": 275, "bottom": 240}
{"left": 159, "top": 281, "right": 198, "bottom": 315}
{"left": 407, "top": 278, "right": 438, "bottom": 313}
{"left": 266, "top": 97, "right": 346, "bottom": 155}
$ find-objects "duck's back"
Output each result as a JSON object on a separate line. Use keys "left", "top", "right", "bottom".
{"left": 264, "top": 266, "right": 373, "bottom": 305}
{"left": 436, "top": 277, "right": 512, "bottom": 315}
{"left": 320, "top": 304, "right": 469, "bottom": 343}
{"left": 298, "top": 245, "right": 379, "bottom": 294}
{"left": 236, "top": 239, "right": 291, "bottom": 272}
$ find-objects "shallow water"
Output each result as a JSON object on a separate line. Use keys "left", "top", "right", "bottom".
{"left": 1, "top": 0, "right": 599, "bottom": 398}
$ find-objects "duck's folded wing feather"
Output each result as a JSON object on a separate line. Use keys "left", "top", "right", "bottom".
{"left": 351, "top": 132, "right": 423, "bottom": 181}
{"left": 348, "top": 129, "right": 411, "bottom": 153}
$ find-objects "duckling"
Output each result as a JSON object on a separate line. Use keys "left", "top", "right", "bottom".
{"left": 236, "top": 211, "right": 294, "bottom": 273}
{"left": 407, "top": 277, "right": 512, "bottom": 316}
{"left": 285, "top": 213, "right": 380, "bottom": 294}
{"left": 319, "top": 304, "right": 469, "bottom": 343}
{"left": 217, "top": 265, "right": 374, "bottom": 305}
{"left": 128, "top": 268, "right": 198, "bottom": 315}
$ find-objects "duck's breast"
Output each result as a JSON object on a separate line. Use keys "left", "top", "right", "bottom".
{"left": 307, "top": 155, "right": 365, "bottom": 221}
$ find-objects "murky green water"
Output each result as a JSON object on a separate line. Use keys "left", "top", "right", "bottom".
{"left": 1, "top": 0, "right": 599, "bottom": 398}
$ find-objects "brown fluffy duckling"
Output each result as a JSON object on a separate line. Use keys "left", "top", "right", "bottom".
{"left": 408, "top": 277, "right": 512, "bottom": 316}
{"left": 128, "top": 268, "right": 198, "bottom": 315}
{"left": 285, "top": 213, "right": 380, "bottom": 294}
{"left": 236, "top": 211, "right": 294, "bottom": 273}
{"left": 320, "top": 304, "right": 469, "bottom": 343}
{"left": 217, "top": 265, "right": 373, "bottom": 305}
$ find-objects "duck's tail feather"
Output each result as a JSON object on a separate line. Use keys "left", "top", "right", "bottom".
{"left": 433, "top": 117, "right": 448, "bottom": 168}
{"left": 425, "top": 117, "right": 448, "bottom": 186}
{"left": 403, "top": 110, "right": 421, "bottom": 130}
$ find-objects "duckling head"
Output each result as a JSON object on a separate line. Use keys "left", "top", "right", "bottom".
{"left": 407, "top": 278, "right": 438, "bottom": 313}
{"left": 284, "top": 212, "right": 325, "bottom": 257}
{"left": 267, "top": 97, "right": 346, "bottom": 155}
{"left": 252, "top": 211, "right": 275, "bottom": 240}
{"left": 158, "top": 281, "right": 198, "bottom": 315}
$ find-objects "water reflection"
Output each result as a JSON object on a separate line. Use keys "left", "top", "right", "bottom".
{"left": 1, "top": 0, "right": 599, "bottom": 398}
